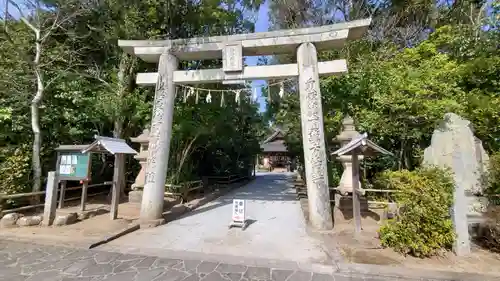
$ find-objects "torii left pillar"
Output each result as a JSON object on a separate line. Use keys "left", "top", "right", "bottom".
{"left": 140, "top": 51, "right": 178, "bottom": 227}
{"left": 297, "top": 43, "right": 333, "bottom": 230}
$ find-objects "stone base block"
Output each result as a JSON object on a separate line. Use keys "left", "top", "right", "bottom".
{"left": 334, "top": 194, "right": 369, "bottom": 212}
{"left": 128, "top": 190, "right": 143, "bottom": 203}
{"left": 54, "top": 213, "right": 78, "bottom": 226}
{"left": 139, "top": 218, "right": 165, "bottom": 228}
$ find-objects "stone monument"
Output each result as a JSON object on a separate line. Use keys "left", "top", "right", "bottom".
{"left": 129, "top": 129, "right": 150, "bottom": 203}
{"left": 423, "top": 112, "right": 490, "bottom": 256}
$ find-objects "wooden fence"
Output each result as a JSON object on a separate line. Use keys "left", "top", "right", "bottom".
{"left": 0, "top": 181, "right": 112, "bottom": 218}
{"left": 294, "top": 178, "right": 399, "bottom": 205}
{"left": 164, "top": 174, "right": 250, "bottom": 203}
{"left": 0, "top": 173, "right": 251, "bottom": 218}
{"left": 164, "top": 180, "right": 204, "bottom": 204}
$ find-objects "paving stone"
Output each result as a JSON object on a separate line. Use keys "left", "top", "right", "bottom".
{"left": 25, "top": 270, "right": 65, "bottom": 281}
{"left": 0, "top": 257, "right": 18, "bottom": 267}
{"left": 200, "top": 271, "right": 226, "bottom": 281}
{"left": 94, "top": 252, "right": 122, "bottom": 264}
{"left": 81, "top": 263, "right": 114, "bottom": 277}
{"left": 0, "top": 266, "right": 22, "bottom": 278}
{"left": 0, "top": 274, "right": 28, "bottom": 281}
{"left": 0, "top": 252, "right": 11, "bottom": 262}
{"left": 63, "top": 259, "right": 96, "bottom": 275}
{"left": 245, "top": 267, "right": 271, "bottom": 280}
{"left": 135, "top": 267, "right": 166, "bottom": 280}
{"left": 0, "top": 240, "right": 492, "bottom": 281}
{"left": 17, "top": 250, "right": 49, "bottom": 265}
{"left": 102, "top": 272, "right": 138, "bottom": 281}
{"left": 332, "top": 275, "right": 361, "bottom": 281}
{"left": 113, "top": 259, "right": 141, "bottom": 273}
{"left": 21, "top": 260, "right": 54, "bottom": 274}
{"left": 216, "top": 263, "right": 247, "bottom": 273}
{"left": 155, "top": 269, "right": 189, "bottom": 281}
{"left": 115, "top": 254, "right": 144, "bottom": 262}
{"left": 287, "top": 271, "right": 312, "bottom": 281}
{"left": 155, "top": 258, "right": 183, "bottom": 268}
{"left": 182, "top": 274, "right": 200, "bottom": 281}
{"left": 312, "top": 273, "right": 334, "bottom": 281}
{"left": 52, "top": 259, "right": 78, "bottom": 270}
{"left": 182, "top": 260, "right": 203, "bottom": 272}
{"left": 134, "top": 257, "right": 157, "bottom": 269}
{"left": 271, "top": 269, "right": 294, "bottom": 281}
{"left": 64, "top": 250, "right": 95, "bottom": 260}
{"left": 61, "top": 277, "right": 94, "bottom": 281}
{"left": 197, "top": 261, "right": 219, "bottom": 273}
{"left": 222, "top": 272, "right": 242, "bottom": 281}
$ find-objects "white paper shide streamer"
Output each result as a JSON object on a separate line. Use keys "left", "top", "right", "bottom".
{"left": 206, "top": 91, "right": 212, "bottom": 103}
{"left": 175, "top": 79, "right": 290, "bottom": 107}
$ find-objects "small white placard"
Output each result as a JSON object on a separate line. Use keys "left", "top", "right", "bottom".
{"left": 232, "top": 199, "right": 245, "bottom": 222}
{"left": 223, "top": 43, "right": 243, "bottom": 72}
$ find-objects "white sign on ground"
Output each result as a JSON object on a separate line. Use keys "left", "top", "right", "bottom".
{"left": 229, "top": 199, "right": 247, "bottom": 230}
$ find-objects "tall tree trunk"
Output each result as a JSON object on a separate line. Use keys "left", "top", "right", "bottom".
{"left": 175, "top": 134, "right": 200, "bottom": 183}
{"left": 31, "top": 28, "right": 43, "bottom": 202}
{"left": 110, "top": 53, "right": 133, "bottom": 200}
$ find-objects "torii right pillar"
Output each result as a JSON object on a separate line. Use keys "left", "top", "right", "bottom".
{"left": 297, "top": 43, "right": 333, "bottom": 230}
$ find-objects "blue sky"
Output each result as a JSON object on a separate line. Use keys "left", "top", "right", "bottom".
{"left": 246, "top": 1, "right": 270, "bottom": 113}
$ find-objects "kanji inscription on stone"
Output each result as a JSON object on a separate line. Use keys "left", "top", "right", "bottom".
{"left": 223, "top": 43, "right": 243, "bottom": 73}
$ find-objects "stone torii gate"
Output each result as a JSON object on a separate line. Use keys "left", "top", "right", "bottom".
{"left": 118, "top": 18, "right": 371, "bottom": 230}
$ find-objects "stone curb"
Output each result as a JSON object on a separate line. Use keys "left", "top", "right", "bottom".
{"left": 88, "top": 223, "right": 140, "bottom": 249}
{"left": 336, "top": 262, "right": 500, "bottom": 281}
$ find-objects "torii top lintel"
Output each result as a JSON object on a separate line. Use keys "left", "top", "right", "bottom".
{"left": 118, "top": 18, "right": 371, "bottom": 63}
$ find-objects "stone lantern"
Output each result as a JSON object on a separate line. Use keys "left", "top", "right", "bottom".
{"left": 335, "top": 116, "right": 362, "bottom": 195}
{"left": 129, "top": 129, "right": 150, "bottom": 203}
{"left": 332, "top": 132, "right": 393, "bottom": 234}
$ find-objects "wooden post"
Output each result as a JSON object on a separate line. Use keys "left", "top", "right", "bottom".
{"left": 0, "top": 193, "right": 4, "bottom": 219}
{"left": 351, "top": 152, "right": 362, "bottom": 234}
{"left": 81, "top": 151, "right": 92, "bottom": 212}
{"left": 58, "top": 180, "right": 66, "bottom": 209}
{"left": 43, "top": 171, "right": 58, "bottom": 226}
{"left": 111, "top": 154, "right": 124, "bottom": 220}
{"left": 81, "top": 181, "right": 88, "bottom": 212}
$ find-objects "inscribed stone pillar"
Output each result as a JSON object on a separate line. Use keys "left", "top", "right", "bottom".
{"left": 42, "top": 171, "right": 58, "bottom": 226}
{"left": 140, "top": 51, "right": 178, "bottom": 226}
{"left": 297, "top": 42, "right": 333, "bottom": 230}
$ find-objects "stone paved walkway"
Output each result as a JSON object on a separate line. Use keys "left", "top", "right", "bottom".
{"left": 0, "top": 239, "right": 472, "bottom": 281}
{"left": 101, "top": 173, "right": 334, "bottom": 265}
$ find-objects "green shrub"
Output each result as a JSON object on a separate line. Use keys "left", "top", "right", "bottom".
{"left": 0, "top": 146, "right": 32, "bottom": 204}
{"left": 484, "top": 152, "right": 500, "bottom": 197}
{"left": 480, "top": 152, "right": 500, "bottom": 251}
{"left": 377, "top": 166, "right": 455, "bottom": 257}
{"left": 481, "top": 205, "right": 500, "bottom": 252}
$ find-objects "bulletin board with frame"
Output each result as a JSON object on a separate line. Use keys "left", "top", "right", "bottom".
{"left": 55, "top": 145, "right": 92, "bottom": 182}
